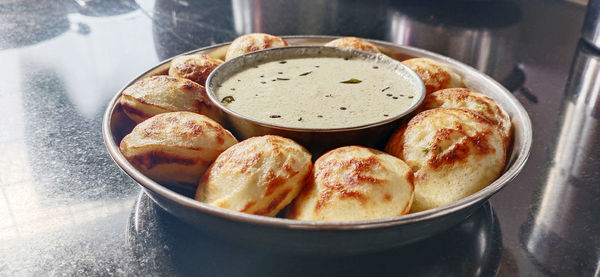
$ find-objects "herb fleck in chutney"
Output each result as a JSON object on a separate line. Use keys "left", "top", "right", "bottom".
{"left": 221, "top": 96, "right": 235, "bottom": 105}
{"left": 341, "top": 78, "right": 362, "bottom": 84}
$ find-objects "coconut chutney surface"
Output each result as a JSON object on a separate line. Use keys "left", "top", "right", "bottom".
{"left": 216, "top": 56, "right": 419, "bottom": 129}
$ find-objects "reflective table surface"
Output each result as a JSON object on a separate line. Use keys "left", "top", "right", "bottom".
{"left": 127, "top": 192, "right": 502, "bottom": 276}
{"left": 0, "top": 0, "right": 598, "bottom": 276}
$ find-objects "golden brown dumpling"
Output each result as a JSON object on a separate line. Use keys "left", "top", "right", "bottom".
{"left": 168, "top": 54, "right": 224, "bottom": 86}
{"left": 286, "top": 146, "right": 414, "bottom": 221}
{"left": 421, "top": 88, "right": 512, "bottom": 146}
{"left": 225, "top": 33, "right": 289, "bottom": 61}
{"left": 385, "top": 108, "right": 505, "bottom": 212}
{"left": 119, "top": 75, "right": 222, "bottom": 124}
{"left": 324, "top": 37, "right": 381, "bottom": 54}
{"left": 120, "top": 112, "right": 237, "bottom": 188}
{"left": 402, "top": 57, "right": 465, "bottom": 94}
{"left": 196, "top": 135, "right": 312, "bottom": 217}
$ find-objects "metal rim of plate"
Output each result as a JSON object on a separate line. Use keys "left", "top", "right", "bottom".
{"left": 102, "top": 35, "right": 532, "bottom": 231}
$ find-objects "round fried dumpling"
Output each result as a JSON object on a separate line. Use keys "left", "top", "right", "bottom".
{"left": 402, "top": 58, "right": 465, "bottom": 94}
{"left": 422, "top": 88, "right": 512, "bottom": 146}
{"left": 168, "top": 54, "right": 224, "bottom": 86}
{"left": 196, "top": 135, "right": 312, "bottom": 217}
{"left": 225, "top": 33, "right": 289, "bottom": 61}
{"left": 119, "top": 75, "right": 222, "bottom": 124}
{"left": 286, "top": 146, "right": 414, "bottom": 222}
{"left": 385, "top": 108, "right": 505, "bottom": 212}
{"left": 324, "top": 37, "right": 381, "bottom": 54}
{"left": 119, "top": 112, "right": 237, "bottom": 188}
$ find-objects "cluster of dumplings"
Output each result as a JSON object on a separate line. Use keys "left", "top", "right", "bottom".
{"left": 118, "top": 33, "right": 512, "bottom": 222}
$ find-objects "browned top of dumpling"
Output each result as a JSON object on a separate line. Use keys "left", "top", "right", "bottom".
{"left": 324, "top": 37, "right": 381, "bottom": 54}
{"left": 196, "top": 135, "right": 312, "bottom": 217}
{"left": 119, "top": 112, "right": 238, "bottom": 185}
{"left": 225, "top": 33, "right": 289, "bottom": 61}
{"left": 421, "top": 88, "right": 512, "bottom": 146}
{"left": 119, "top": 75, "right": 222, "bottom": 124}
{"left": 385, "top": 108, "right": 505, "bottom": 212}
{"left": 402, "top": 57, "right": 465, "bottom": 94}
{"left": 287, "top": 146, "right": 414, "bottom": 221}
{"left": 119, "top": 75, "right": 207, "bottom": 122}
{"left": 168, "top": 54, "right": 224, "bottom": 86}
{"left": 120, "top": 111, "right": 234, "bottom": 151}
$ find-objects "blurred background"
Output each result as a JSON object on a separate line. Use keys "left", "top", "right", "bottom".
{"left": 0, "top": 0, "right": 597, "bottom": 276}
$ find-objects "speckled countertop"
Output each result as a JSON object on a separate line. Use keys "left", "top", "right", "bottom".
{"left": 0, "top": 0, "right": 598, "bottom": 276}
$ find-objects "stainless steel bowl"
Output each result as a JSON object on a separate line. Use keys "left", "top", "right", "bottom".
{"left": 205, "top": 46, "right": 426, "bottom": 155}
{"left": 103, "top": 36, "right": 532, "bottom": 255}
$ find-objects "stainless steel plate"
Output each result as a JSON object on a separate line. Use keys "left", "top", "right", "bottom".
{"left": 103, "top": 35, "right": 532, "bottom": 255}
